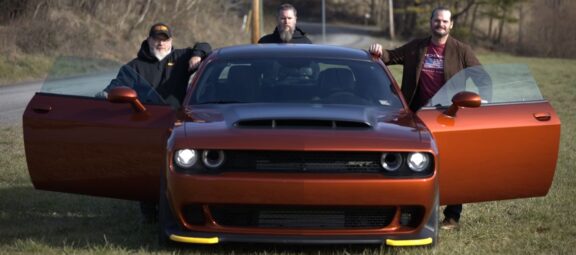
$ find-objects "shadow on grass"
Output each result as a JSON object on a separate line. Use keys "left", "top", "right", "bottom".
{"left": 0, "top": 186, "right": 156, "bottom": 249}
{"left": 0, "top": 186, "right": 410, "bottom": 254}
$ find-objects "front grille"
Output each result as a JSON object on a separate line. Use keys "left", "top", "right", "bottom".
{"left": 210, "top": 205, "right": 395, "bottom": 229}
{"left": 220, "top": 151, "right": 383, "bottom": 173}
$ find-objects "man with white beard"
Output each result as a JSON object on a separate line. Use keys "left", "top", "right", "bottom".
{"left": 105, "top": 23, "right": 212, "bottom": 109}
{"left": 258, "top": 3, "right": 312, "bottom": 44}
{"left": 101, "top": 23, "right": 211, "bottom": 223}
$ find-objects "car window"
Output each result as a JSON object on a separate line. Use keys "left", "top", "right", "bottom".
{"left": 39, "top": 56, "right": 167, "bottom": 105}
{"left": 189, "top": 58, "right": 403, "bottom": 108}
{"left": 425, "top": 64, "right": 544, "bottom": 108}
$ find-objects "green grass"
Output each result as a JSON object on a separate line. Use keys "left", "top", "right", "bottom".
{"left": 1, "top": 53, "right": 575, "bottom": 254}
{"left": 0, "top": 55, "right": 54, "bottom": 86}
{"left": 0, "top": 55, "right": 120, "bottom": 86}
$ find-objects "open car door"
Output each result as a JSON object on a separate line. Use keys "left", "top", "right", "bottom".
{"left": 23, "top": 57, "right": 176, "bottom": 201}
{"left": 417, "top": 64, "right": 561, "bottom": 205}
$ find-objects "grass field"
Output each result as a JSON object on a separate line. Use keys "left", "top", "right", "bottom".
{"left": 0, "top": 53, "right": 575, "bottom": 254}
{"left": 0, "top": 55, "right": 53, "bottom": 86}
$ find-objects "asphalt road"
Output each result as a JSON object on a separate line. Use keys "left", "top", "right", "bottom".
{"left": 300, "top": 21, "right": 385, "bottom": 49}
{"left": 0, "top": 71, "right": 118, "bottom": 125}
{"left": 0, "top": 81, "right": 42, "bottom": 125}
{"left": 0, "top": 23, "right": 393, "bottom": 126}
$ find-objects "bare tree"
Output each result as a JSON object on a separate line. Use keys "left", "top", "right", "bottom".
{"left": 133, "top": 0, "right": 151, "bottom": 31}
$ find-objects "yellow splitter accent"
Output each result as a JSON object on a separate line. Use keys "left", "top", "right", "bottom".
{"left": 170, "top": 234, "right": 219, "bottom": 244}
{"left": 170, "top": 234, "right": 431, "bottom": 246}
{"left": 386, "top": 237, "right": 433, "bottom": 246}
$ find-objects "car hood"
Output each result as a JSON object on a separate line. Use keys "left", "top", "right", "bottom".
{"left": 177, "top": 104, "right": 432, "bottom": 151}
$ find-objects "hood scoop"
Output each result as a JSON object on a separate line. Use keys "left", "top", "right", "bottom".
{"left": 235, "top": 119, "right": 372, "bottom": 129}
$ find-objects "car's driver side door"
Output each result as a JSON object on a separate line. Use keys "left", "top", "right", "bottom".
{"left": 23, "top": 58, "right": 176, "bottom": 201}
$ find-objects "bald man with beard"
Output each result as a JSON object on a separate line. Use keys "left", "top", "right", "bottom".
{"left": 258, "top": 3, "right": 312, "bottom": 44}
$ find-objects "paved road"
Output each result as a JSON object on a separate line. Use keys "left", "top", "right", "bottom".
{"left": 0, "top": 23, "right": 395, "bottom": 126}
{"left": 300, "top": 22, "right": 396, "bottom": 49}
{"left": 0, "top": 71, "right": 117, "bottom": 126}
{"left": 0, "top": 81, "right": 42, "bottom": 125}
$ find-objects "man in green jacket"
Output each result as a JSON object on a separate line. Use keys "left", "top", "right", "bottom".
{"left": 369, "top": 6, "right": 488, "bottom": 230}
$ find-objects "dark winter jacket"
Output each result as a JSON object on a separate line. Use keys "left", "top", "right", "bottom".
{"left": 258, "top": 26, "right": 312, "bottom": 44}
{"left": 108, "top": 40, "right": 211, "bottom": 108}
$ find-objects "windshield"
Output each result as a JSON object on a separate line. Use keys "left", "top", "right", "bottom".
{"left": 40, "top": 56, "right": 167, "bottom": 105}
{"left": 189, "top": 58, "right": 403, "bottom": 109}
{"left": 425, "top": 64, "right": 544, "bottom": 108}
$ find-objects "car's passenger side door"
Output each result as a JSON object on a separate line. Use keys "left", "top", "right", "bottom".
{"left": 417, "top": 64, "right": 561, "bottom": 205}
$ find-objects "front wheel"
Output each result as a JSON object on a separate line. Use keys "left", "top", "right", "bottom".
{"left": 158, "top": 175, "right": 177, "bottom": 247}
{"left": 428, "top": 190, "right": 440, "bottom": 247}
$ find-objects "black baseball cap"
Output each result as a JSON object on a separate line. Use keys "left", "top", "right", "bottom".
{"left": 149, "top": 23, "right": 172, "bottom": 38}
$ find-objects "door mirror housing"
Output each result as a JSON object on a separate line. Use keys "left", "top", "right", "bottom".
{"left": 107, "top": 86, "right": 146, "bottom": 113}
{"left": 443, "top": 91, "right": 481, "bottom": 117}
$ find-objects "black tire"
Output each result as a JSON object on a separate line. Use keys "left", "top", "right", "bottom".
{"left": 139, "top": 201, "right": 158, "bottom": 224}
{"left": 429, "top": 189, "right": 440, "bottom": 247}
{"left": 158, "top": 174, "right": 177, "bottom": 247}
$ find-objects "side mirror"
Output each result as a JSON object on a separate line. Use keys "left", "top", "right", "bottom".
{"left": 443, "top": 91, "right": 481, "bottom": 117}
{"left": 107, "top": 86, "right": 146, "bottom": 113}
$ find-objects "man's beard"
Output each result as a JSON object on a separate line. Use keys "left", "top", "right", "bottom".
{"left": 432, "top": 26, "right": 450, "bottom": 38}
{"left": 152, "top": 48, "right": 171, "bottom": 61}
{"left": 279, "top": 27, "right": 294, "bottom": 43}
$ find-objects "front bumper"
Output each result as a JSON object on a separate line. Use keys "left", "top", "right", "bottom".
{"left": 165, "top": 172, "right": 437, "bottom": 246}
{"left": 164, "top": 228, "right": 434, "bottom": 246}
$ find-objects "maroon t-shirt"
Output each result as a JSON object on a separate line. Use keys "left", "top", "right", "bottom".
{"left": 417, "top": 42, "right": 446, "bottom": 104}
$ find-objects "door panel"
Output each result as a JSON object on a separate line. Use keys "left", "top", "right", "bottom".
{"left": 418, "top": 102, "right": 560, "bottom": 205}
{"left": 23, "top": 94, "right": 175, "bottom": 201}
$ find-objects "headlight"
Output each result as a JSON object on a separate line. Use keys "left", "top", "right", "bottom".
{"left": 202, "top": 150, "right": 225, "bottom": 168}
{"left": 381, "top": 153, "right": 402, "bottom": 171}
{"left": 175, "top": 149, "right": 197, "bottom": 168}
{"left": 407, "top": 152, "right": 430, "bottom": 172}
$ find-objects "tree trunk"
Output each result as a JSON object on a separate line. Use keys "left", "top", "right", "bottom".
{"left": 516, "top": 3, "right": 524, "bottom": 52}
{"left": 371, "top": 0, "right": 378, "bottom": 26}
{"left": 496, "top": 6, "right": 508, "bottom": 45}
{"left": 388, "top": 0, "right": 395, "bottom": 40}
{"left": 469, "top": 2, "right": 479, "bottom": 42}
{"left": 487, "top": 16, "right": 493, "bottom": 40}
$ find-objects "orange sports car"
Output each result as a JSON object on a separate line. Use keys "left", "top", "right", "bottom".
{"left": 23, "top": 44, "right": 560, "bottom": 247}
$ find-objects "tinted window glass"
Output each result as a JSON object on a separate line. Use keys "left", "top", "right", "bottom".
{"left": 425, "top": 64, "right": 544, "bottom": 108}
{"left": 40, "top": 56, "right": 167, "bottom": 105}
{"left": 190, "top": 58, "right": 402, "bottom": 108}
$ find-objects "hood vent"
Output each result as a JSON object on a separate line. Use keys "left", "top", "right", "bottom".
{"left": 235, "top": 119, "right": 371, "bottom": 129}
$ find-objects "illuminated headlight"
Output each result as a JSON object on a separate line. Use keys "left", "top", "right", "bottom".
{"left": 407, "top": 152, "right": 430, "bottom": 172}
{"left": 381, "top": 153, "right": 402, "bottom": 171}
{"left": 175, "top": 149, "right": 197, "bottom": 168}
{"left": 202, "top": 150, "right": 225, "bottom": 168}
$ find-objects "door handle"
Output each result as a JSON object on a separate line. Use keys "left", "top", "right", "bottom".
{"left": 533, "top": 112, "right": 551, "bottom": 121}
{"left": 32, "top": 105, "right": 53, "bottom": 113}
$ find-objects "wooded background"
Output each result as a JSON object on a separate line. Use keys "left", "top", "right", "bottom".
{"left": 0, "top": 0, "right": 574, "bottom": 61}
{"left": 284, "top": 0, "right": 576, "bottom": 58}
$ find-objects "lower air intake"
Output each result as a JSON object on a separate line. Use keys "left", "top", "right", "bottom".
{"left": 210, "top": 205, "right": 395, "bottom": 229}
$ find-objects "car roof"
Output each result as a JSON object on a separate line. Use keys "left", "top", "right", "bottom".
{"left": 213, "top": 44, "right": 373, "bottom": 61}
